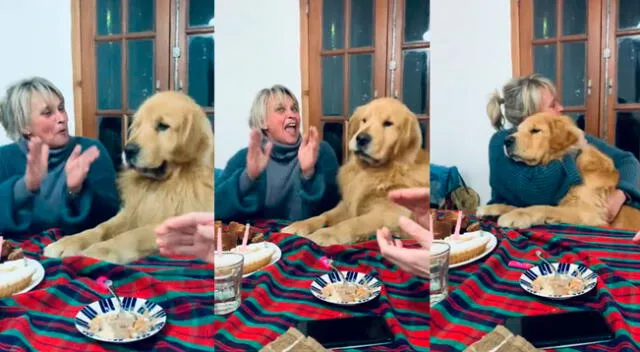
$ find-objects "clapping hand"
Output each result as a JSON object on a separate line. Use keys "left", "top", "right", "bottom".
{"left": 25, "top": 137, "right": 49, "bottom": 192}
{"left": 246, "top": 129, "right": 273, "bottom": 180}
{"left": 298, "top": 126, "right": 320, "bottom": 178}
{"left": 65, "top": 145, "right": 100, "bottom": 194}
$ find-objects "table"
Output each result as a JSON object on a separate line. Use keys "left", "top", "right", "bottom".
{"left": 431, "top": 218, "right": 640, "bottom": 351}
{"left": 213, "top": 220, "right": 430, "bottom": 352}
{"left": 0, "top": 229, "right": 214, "bottom": 352}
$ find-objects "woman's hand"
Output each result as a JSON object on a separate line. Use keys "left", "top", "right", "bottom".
{"left": 25, "top": 137, "right": 49, "bottom": 192}
{"left": 65, "top": 145, "right": 100, "bottom": 194}
{"left": 246, "top": 129, "right": 273, "bottom": 180}
{"left": 376, "top": 216, "right": 432, "bottom": 278}
{"left": 298, "top": 126, "right": 320, "bottom": 178}
{"left": 605, "top": 189, "right": 627, "bottom": 223}
{"left": 155, "top": 212, "right": 215, "bottom": 264}
{"left": 388, "top": 187, "right": 431, "bottom": 229}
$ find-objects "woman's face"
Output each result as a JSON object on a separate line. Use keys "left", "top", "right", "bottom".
{"left": 28, "top": 94, "right": 70, "bottom": 148}
{"left": 539, "top": 87, "right": 563, "bottom": 116}
{"left": 264, "top": 94, "right": 300, "bottom": 145}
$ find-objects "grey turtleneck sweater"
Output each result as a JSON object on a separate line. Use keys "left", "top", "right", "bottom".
{"left": 215, "top": 134, "right": 340, "bottom": 222}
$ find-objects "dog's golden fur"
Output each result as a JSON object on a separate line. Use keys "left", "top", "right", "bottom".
{"left": 44, "top": 91, "right": 214, "bottom": 264}
{"left": 281, "top": 97, "right": 429, "bottom": 245}
{"left": 477, "top": 112, "right": 640, "bottom": 230}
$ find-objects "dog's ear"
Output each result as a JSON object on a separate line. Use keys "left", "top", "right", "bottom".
{"left": 549, "top": 115, "right": 582, "bottom": 152}
{"left": 347, "top": 106, "right": 363, "bottom": 140}
{"left": 393, "top": 109, "right": 421, "bottom": 158}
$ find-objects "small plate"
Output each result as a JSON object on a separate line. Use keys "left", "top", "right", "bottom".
{"left": 75, "top": 297, "right": 166, "bottom": 343}
{"left": 15, "top": 258, "right": 45, "bottom": 295}
{"left": 310, "top": 271, "right": 383, "bottom": 306}
{"left": 240, "top": 242, "right": 282, "bottom": 278}
{"left": 519, "top": 262, "right": 598, "bottom": 300}
{"left": 449, "top": 231, "right": 498, "bottom": 269}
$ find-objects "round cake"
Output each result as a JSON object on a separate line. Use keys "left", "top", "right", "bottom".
{"left": 443, "top": 231, "right": 491, "bottom": 265}
{"left": 0, "top": 259, "right": 35, "bottom": 298}
{"left": 230, "top": 243, "right": 276, "bottom": 275}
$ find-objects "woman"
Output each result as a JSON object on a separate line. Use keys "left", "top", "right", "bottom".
{"left": 0, "top": 77, "right": 120, "bottom": 236}
{"left": 487, "top": 73, "right": 640, "bottom": 221}
{"left": 215, "top": 84, "right": 340, "bottom": 222}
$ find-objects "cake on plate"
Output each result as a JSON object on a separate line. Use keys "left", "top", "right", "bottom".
{"left": 214, "top": 221, "right": 264, "bottom": 251}
{"left": 229, "top": 243, "right": 276, "bottom": 275}
{"left": 443, "top": 231, "right": 491, "bottom": 265}
{"left": 431, "top": 209, "right": 481, "bottom": 239}
{"left": 0, "top": 259, "right": 35, "bottom": 298}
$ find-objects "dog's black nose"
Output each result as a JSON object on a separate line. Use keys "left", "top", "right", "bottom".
{"left": 504, "top": 135, "right": 515, "bottom": 148}
{"left": 124, "top": 143, "right": 140, "bottom": 161}
{"left": 356, "top": 133, "right": 371, "bottom": 148}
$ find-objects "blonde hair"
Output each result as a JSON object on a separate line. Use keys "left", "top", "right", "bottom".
{"left": 0, "top": 77, "right": 65, "bottom": 141}
{"left": 248, "top": 84, "right": 299, "bottom": 130}
{"left": 487, "top": 73, "right": 556, "bottom": 130}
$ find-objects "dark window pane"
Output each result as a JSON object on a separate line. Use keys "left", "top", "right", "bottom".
{"left": 563, "top": 0, "right": 586, "bottom": 35}
{"left": 188, "top": 34, "right": 214, "bottom": 108}
{"left": 419, "top": 119, "right": 428, "bottom": 149}
{"left": 96, "top": 41, "right": 123, "bottom": 110}
{"left": 127, "top": 39, "right": 154, "bottom": 110}
{"left": 128, "top": 0, "right": 154, "bottom": 32}
{"left": 350, "top": 0, "right": 373, "bottom": 47}
{"left": 615, "top": 110, "right": 640, "bottom": 160}
{"left": 402, "top": 49, "right": 428, "bottom": 115}
{"left": 562, "top": 41, "right": 586, "bottom": 107}
{"left": 189, "top": 0, "right": 215, "bottom": 27}
{"left": 323, "top": 0, "right": 344, "bottom": 50}
{"left": 619, "top": 0, "right": 640, "bottom": 30}
{"left": 534, "top": 44, "right": 557, "bottom": 83}
{"left": 98, "top": 117, "right": 123, "bottom": 171}
{"left": 349, "top": 54, "right": 373, "bottom": 114}
{"left": 97, "top": 0, "right": 122, "bottom": 35}
{"left": 322, "top": 55, "right": 344, "bottom": 116}
{"left": 405, "top": 0, "right": 429, "bottom": 43}
{"left": 534, "top": 0, "right": 556, "bottom": 39}
{"left": 322, "top": 121, "right": 344, "bottom": 164}
{"left": 617, "top": 36, "right": 640, "bottom": 104}
{"left": 564, "top": 112, "right": 586, "bottom": 131}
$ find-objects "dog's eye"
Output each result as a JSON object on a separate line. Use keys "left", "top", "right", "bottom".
{"left": 156, "top": 122, "right": 170, "bottom": 131}
{"left": 362, "top": 118, "right": 367, "bottom": 123}
{"left": 530, "top": 128, "right": 541, "bottom": 134}
{"left": 383, "top": 120, "right": 393, "bottom": 127}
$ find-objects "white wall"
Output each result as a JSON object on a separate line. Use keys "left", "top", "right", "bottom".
{"left": 0, "top": 1, "right": 74, "bottom": 145}
{"left": 430, "top": 0, "right": 513, "bottom": 205}
{"left": 214, "top": 0, "right": 302, "bottom": 168}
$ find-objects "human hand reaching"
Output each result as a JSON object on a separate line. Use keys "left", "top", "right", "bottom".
{"left": 155, "top": 212, "right": 216, "bottom": 264}
{"left": 388, "top": 187, "right": 431, "bottom": 229}
{"left": 376, "top": 216, "right": 432, "bottom": 278}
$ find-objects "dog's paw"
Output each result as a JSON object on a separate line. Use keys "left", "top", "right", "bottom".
{"left": 43, "top": 236, "right": 87, "bottom": 258}
{"left": 305, "top": 228, "right": 345, "bottom": 246}
{"left": 81, "top": 243, "right": 124, "bottom": 264}
{"left": 476, "top": 204, "right": 516, "bottom": 218}
{"left": 497, "top": 210, "right": 537, "bottom": 229}
{"left": 281, "top": 221, "right": 316, "bottom": 236}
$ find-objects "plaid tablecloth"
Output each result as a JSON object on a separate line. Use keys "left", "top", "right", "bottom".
{"left": 0, "top": 229, "right": 214, "bottom": 352}
{"left": 431, "top": 218, "right": 640, "bottom": 351}
{"left": 213, "top": 219, "right": 430, "bottom": 352}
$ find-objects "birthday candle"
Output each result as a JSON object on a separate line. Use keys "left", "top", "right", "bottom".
{"left": 453, "top": 210, "right": 463, "bottom": 239}
{"left": 216, "top": 227, "right": 222, "bottom": 255}
{"left": 242, "top": 223, "right": 250, "bottom": 248}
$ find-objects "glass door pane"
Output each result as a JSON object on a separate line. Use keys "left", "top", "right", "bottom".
{"left": 184, "top": 0, "right": 215, "bottom": 121}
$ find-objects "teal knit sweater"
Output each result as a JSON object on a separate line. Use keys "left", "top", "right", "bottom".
{"left": 215, "top": 140, "right": 340, "bottom": 222}
{"left": 0, "top": 137, "right": 120, "bottom": 236}
{"left": 488, "top": 129, "right": 640, "bottom": 209}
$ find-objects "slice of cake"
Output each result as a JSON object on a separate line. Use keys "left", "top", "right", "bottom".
{"left": 0, "top": 238, "right": 24, "bottom": 263}
{"left": 230, "top": 243, "right": 276, "bottom": 275}
{"left": 443, "top": 231, "right": 491, "bottom": 265}
{"left": 0, "top": 259, "right": 35, "bottom": 298}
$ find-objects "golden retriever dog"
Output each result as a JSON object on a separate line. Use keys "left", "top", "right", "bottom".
{"left": 477, "top": 112, "right": 640, "bottom": 230}
{"left": 281, "top": 97, "right": 429, "bottom": 246}
{"left": 43, "top": 91, "right": 214, "bottom": 264}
